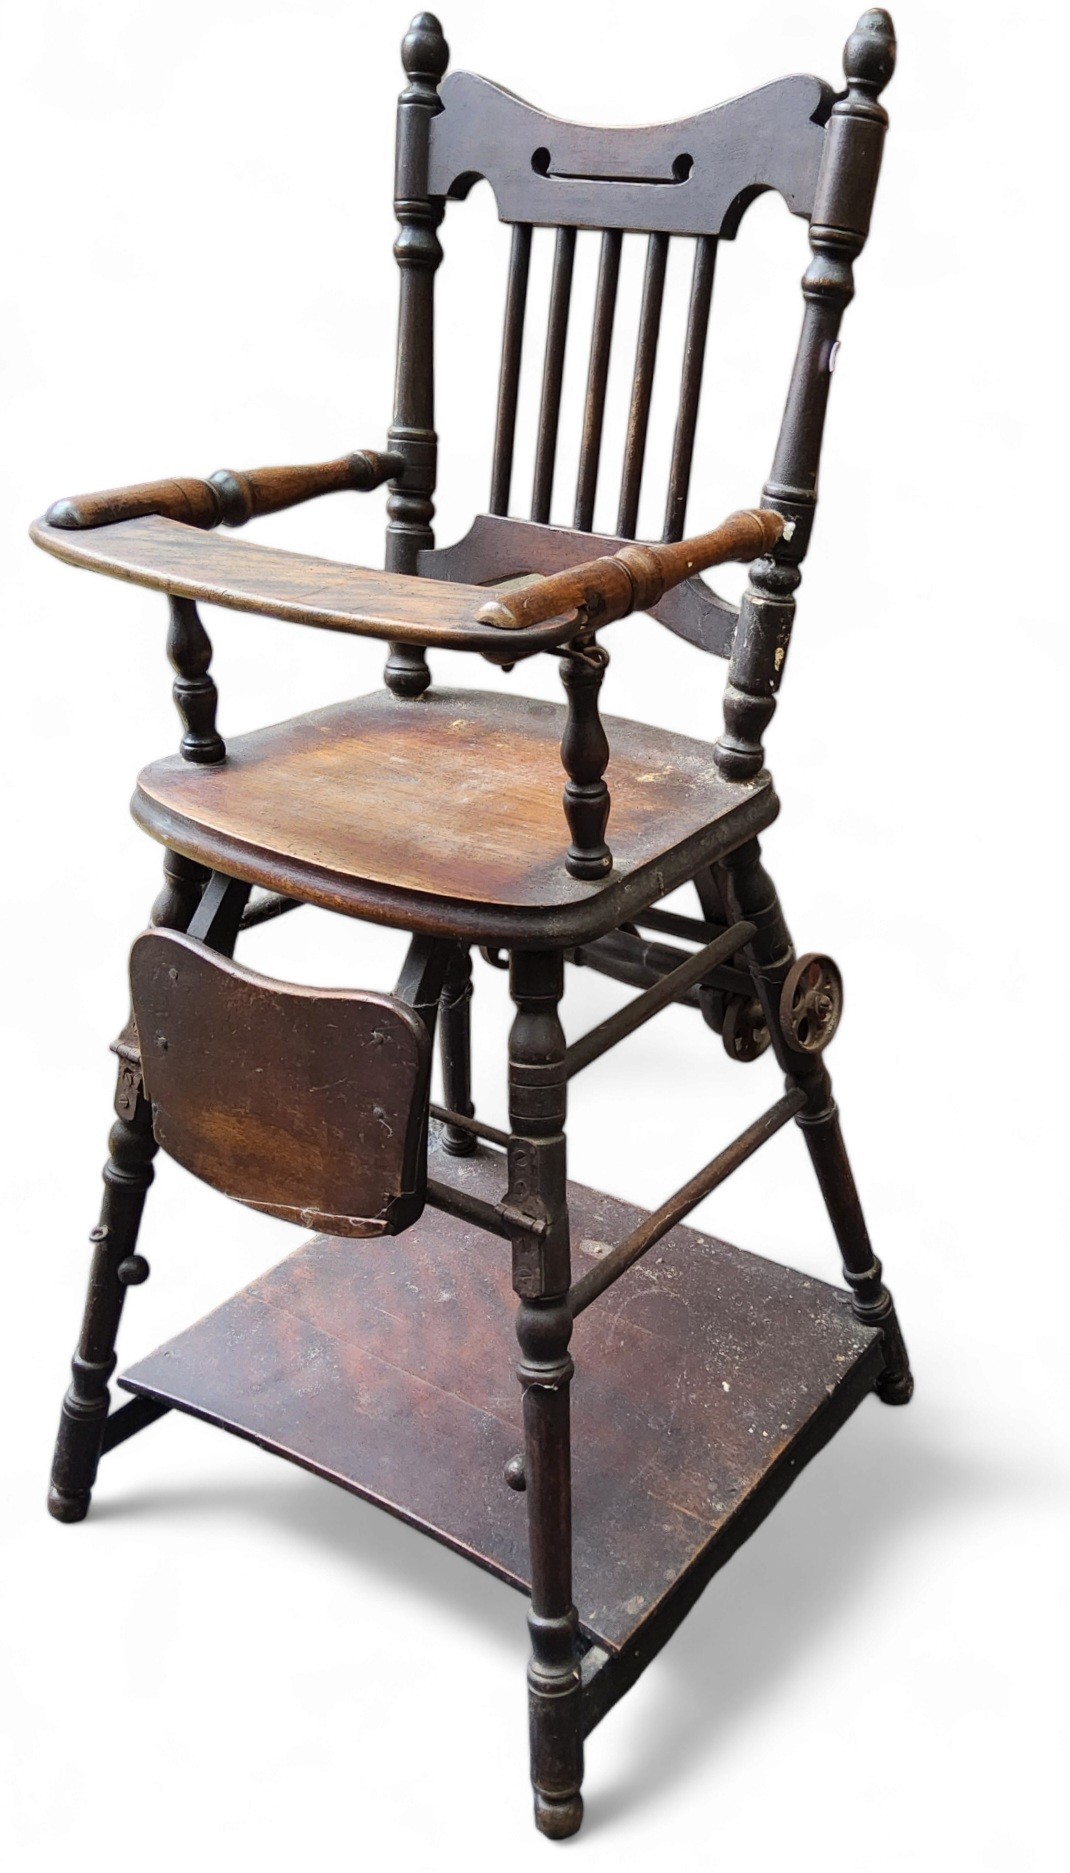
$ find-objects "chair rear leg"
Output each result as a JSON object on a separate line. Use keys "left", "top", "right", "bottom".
{"left": 438, "top": 942, "right": 477, "bottom": 1155}
{"left": 719, "top": 839, "right": 913, "bottom": 1404}
{"left": 48, "top": 851, "right": 208, "bottom": 1522}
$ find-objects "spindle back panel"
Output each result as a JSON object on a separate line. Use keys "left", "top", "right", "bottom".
{"left": 388, "top": 12, "right": 896, "bottom": 667}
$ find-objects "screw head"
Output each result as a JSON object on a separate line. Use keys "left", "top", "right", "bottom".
{"left": 117, "top": 1254, "right": 150, "bottom": 1287}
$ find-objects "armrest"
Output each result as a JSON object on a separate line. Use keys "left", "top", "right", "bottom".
{"left": 44, "top": 450, "right": 404, "bottom": 533}
{"left": 476, "top": 508, "right": 786, "bottom": 632}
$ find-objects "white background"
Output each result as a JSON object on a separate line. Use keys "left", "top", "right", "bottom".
{"left": 2, "top": 2, "right": 1067, "bottom": 1868}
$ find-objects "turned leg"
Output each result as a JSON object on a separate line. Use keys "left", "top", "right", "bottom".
{"left": 48, "top": 1091, "right": 158, "bottom": 1522}
{"left": 719, "top": 838, "right": 913, "bottom": 1404}
{"left": 438, "top": 943, "right": 476, "bottom": 1156}
{"left": 508, "top": 951, "right": 584, "bottom": 1838}
{"left": 48, "top": 849, "right": 209, "bottom": 1523}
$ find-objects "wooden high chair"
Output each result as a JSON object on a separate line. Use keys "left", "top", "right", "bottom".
{"left": 34, "top": 9, "right": 912, "bottom": 1838}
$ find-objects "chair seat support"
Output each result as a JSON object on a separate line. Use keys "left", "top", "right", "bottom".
{"left": 568, "top": 1088, "right": 807, "bottom": 1314}
{"left": 564, "top": 919, "right": 755, "bottom": 1077}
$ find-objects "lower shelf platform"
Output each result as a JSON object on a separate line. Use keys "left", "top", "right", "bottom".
{"left": 120, "top": 1137, "right": 884, "bottom": 1657}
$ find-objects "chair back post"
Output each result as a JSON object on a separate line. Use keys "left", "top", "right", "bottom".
{"left": 714, "top": 8, "right": 896, "bottom": 781}
{"left": 383, "top": 11, "right": 449, "bottom": 699}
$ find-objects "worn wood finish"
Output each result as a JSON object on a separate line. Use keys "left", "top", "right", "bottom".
{"left": 506, "top": 953, "right": 583, "bottom": 1835}
{"left": 574, "top": 229, "right": 623, "bottom": 531}
{"left": 118, "top": 1137, "right": 883, "bottom": 1655}
{"left": 166, "top": 597, "right": 225, "bottom": 764}
{"left": 40, "top": 9, "right": 913, "bottom": 1844}
{"left": 46, "top": 451, "right": 402, "bottom": 533}
{"left": 616, "top": 232, "right": 669, "bottom": 537}
{"left": 427, "top": 71, "right": 834, "bottom": 233}
{"left": 132, "top": 686, "right": 779, "bottom": 946}
{"left": 531, "top": 227, "right": 577, "bottom": 525}
{"left": 383, "top": 10, "right": 450, "bottom": 698}
{"left": 30, "top": 512, "right": 588, "bottom": 655}
{"left": 489, "top": 222, "right": 533, "bottom": 516}
{"left": 715, "top": 8, "right": 896, "bottom": 779}
{"left": 663, "top": 236, "right": 717, "bottom": 541}
{"left": 421, "top": 512, "right": 740, "bottom": 656}
{"left": 131, "top": 929, "right": 432, "bottom": 1236}
{"left": 476, "top": 508, "right": 783, "bottom": 632}
{"left": 47, "top": 847, "right": 213, "bottom": 1524}
{"left": 719, "top": 834, "right": 913, "bottom": 1402}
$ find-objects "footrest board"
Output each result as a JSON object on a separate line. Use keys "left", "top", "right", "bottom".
{"left": 119, "top": 1137, "right": 884, "bottom": 1655}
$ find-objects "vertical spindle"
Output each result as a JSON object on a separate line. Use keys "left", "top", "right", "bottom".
{"left": 490, "top": 223, "right": 533, "bottom": 516}
{"left": 662, "top": 234, "right": 717, "bottom": 542}
{"left": 616, "top": 231, "right": 668, "bottom": 538}
{"left": 531, "top": 227, "right": 577, "bottom": 524}
{"left": 573, "top": 229, "right": 622, "bottom": 531}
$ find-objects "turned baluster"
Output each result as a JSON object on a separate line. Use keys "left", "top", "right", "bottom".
{"left": 166, "top": 596, "right": 225, "bottom": 764}
{"left": 559, "top": 639, "right": 612, "bottom": 879}
{"left": 384, "top": 11, "right": 449, "bottom": 699}
{"left": 715, "top": 8, "right": 896, "bottom": 780}
{"left": 507, "top": 951, "right": 583, "bottom": 1838}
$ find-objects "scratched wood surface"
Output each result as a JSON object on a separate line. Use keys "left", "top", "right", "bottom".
{"left": 132, "top": 686, "right": 777, "bottom": 946}
{"left": 28, "top": 514, "right": 584, "bottom": 655}
{"left": 131, "top": 929, "right": 431, "bottom": 1237}
{"left": 120, "top": 1137, "right": 881, "bottom": 1653}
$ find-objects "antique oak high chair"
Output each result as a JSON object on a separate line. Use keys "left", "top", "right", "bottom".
{"left": 34, "top": 9, "right": 912, "bottom": 1838}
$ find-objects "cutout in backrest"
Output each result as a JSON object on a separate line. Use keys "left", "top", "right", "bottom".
{"left": 130, "top": 929, "right": 431, "bottom": 1237}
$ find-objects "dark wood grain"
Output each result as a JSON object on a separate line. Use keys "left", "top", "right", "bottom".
{"left": 421, "top": 511, "right": 740, "bottom": 656}
{"left": 131, "top": 685, "right": 779, "bottom": 945}
{"left": 131, "top": 928, "right": 431, "bottom": 1236}
{"left": 30, "top": 512, "right": 584, "bottom": 655}
{"left": 119, "top": 1136, "right": 882, "bottom": 1654}
{"left": 383, "top": 10, "right": 451, "bottom": 697}
{"left": 45, "top": 451, "right": 402, "bottom": 533}
{"left": 428, "top": 71, "right": 834, "bottom": 234}
{"left": 476, "top": 508, "right": 783, "bottom": 632}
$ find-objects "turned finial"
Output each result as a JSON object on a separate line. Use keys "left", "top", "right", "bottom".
{"left": 843, "top": 9, "right": 896, "bottom": 99}
{"left": 402, "top": 12, "right": 449, "bottom": 84}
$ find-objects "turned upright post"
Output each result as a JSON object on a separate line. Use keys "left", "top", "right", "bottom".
{"left": 507, "top": 952, "right": 583, "bottom": 1838}
{"left": 384, "top": 11, "right": 449, "bottom": 699}
{"left": 715, "top": 8, "right": 896, "bottom": 781}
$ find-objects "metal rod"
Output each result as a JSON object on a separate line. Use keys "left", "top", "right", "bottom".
{"left": 569, "top": 1090, "right": 806, "bottom": 1315}
{"left": 240, "top": 890, "right": 302, "bottom": 928}
{"left": 663, "top": 234, "right": 717, "bottom": 542}
{"left": 574, "top": 228, "right": 623, "bottom": 531}
{"left": 430, "top": 1103, "right": 510, "bottom": 1149}
{"left": 531, "top": 226, "right": 577, "bottom": 523}
{"left": 617, "top": 230, "right": 669, "bottom": 537}
{"left": 564, "top": 920, "right": 755, "bottom": 1079}
{"left": 425, "top": 1177, "right": 513, "bottom": 1240}
{"left": 490, "top": 222, "right": 532, "bottom": 515}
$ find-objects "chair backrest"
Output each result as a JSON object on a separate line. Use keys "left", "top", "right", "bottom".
{"left": 380, "top": 9, "right": 896, "bottom": 754}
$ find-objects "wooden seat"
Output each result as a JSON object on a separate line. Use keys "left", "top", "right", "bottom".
{"left": 133, "top": 686, "right": 777, "bottom": 945}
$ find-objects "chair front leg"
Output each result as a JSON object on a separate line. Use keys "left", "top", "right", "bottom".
{"left": 48, "top": 850, "right": 209, "bottom": 1521}
{"left": 508, "top": 950, "right": 584, "bottom": 1839}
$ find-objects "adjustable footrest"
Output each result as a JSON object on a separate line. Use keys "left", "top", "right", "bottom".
{"left": 119, "top": 1133, "right": 884, "bottom": 1660}
{"left": 130, "top": 928, "right": 432, "bottom": 1236}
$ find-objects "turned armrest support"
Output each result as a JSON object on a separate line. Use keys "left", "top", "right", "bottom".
{"left": 476, "top": 508, "right": 786, "bottom": 633}
{"left": 45, "top": 449, "right": 405, "bottom": 532}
